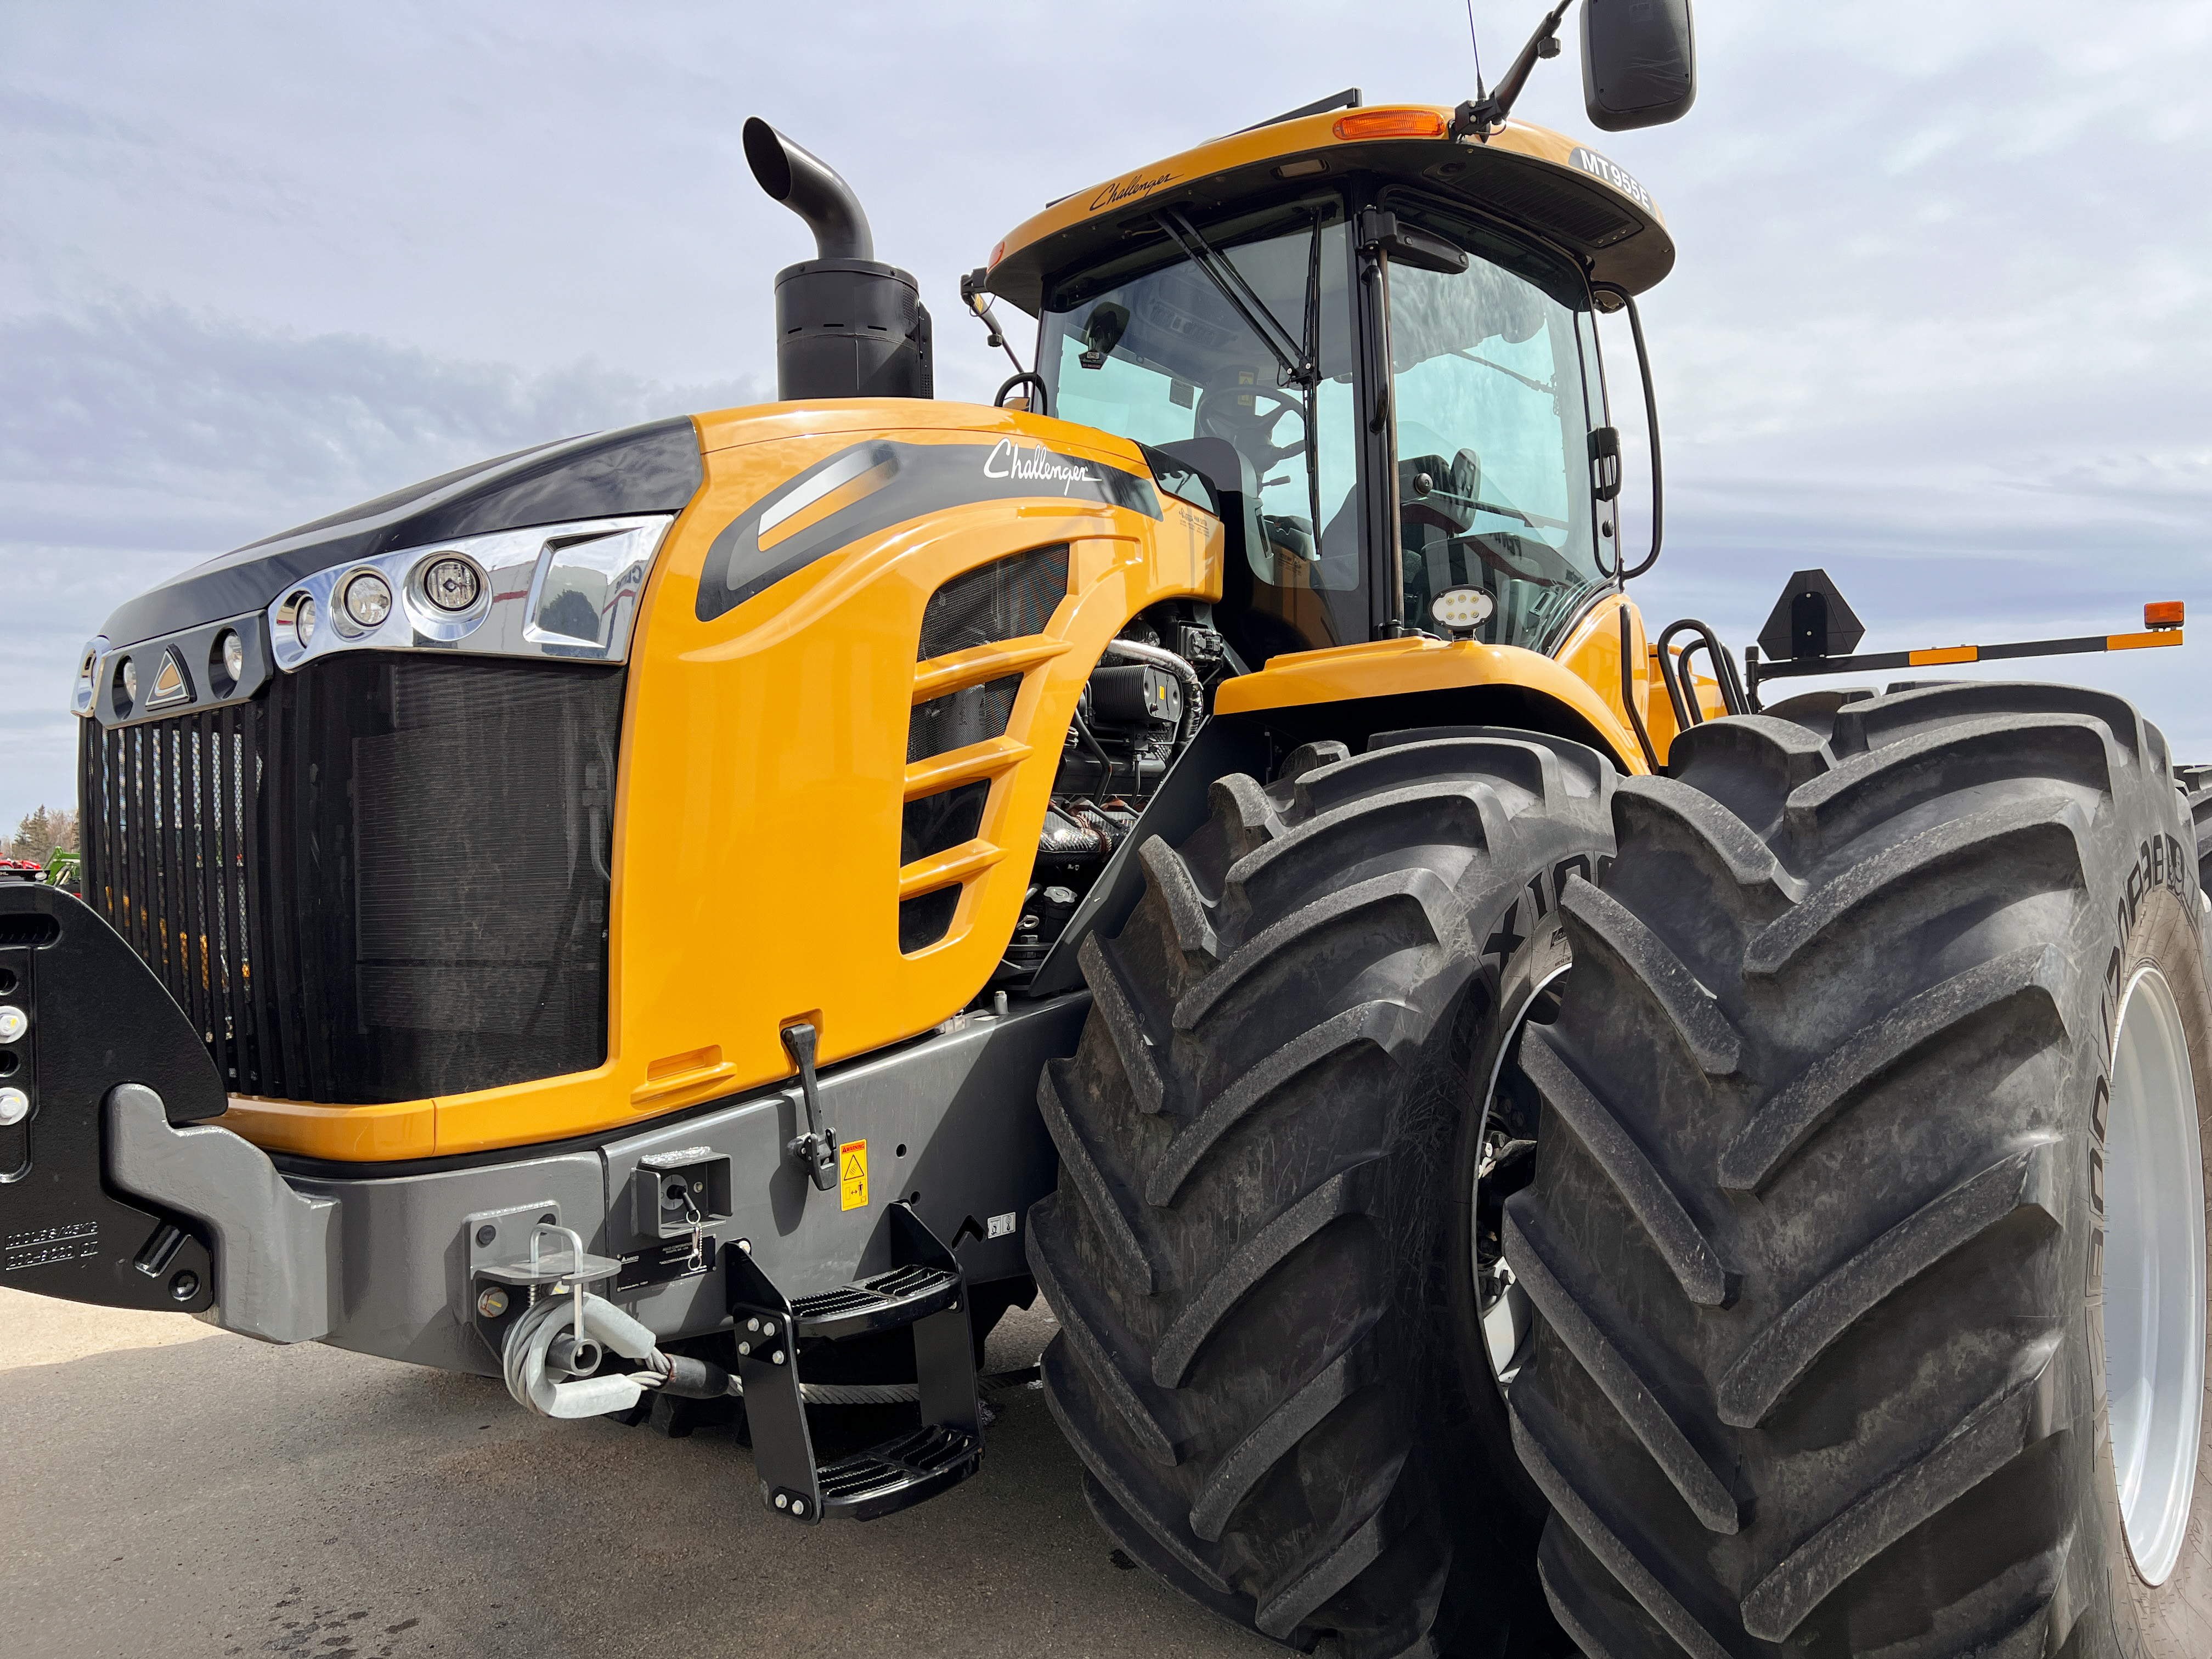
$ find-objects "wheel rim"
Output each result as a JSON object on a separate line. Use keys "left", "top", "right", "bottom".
{"left": 2103, "top": 964, "right": 2208, "bottom": 1586}
{"left": 1474, "top": 964, "right": 1568, "bottom": 1385}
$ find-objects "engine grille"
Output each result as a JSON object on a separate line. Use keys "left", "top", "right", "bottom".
{"left": 899, "top": 544, "right": 1070, "bottom": 953}
{"left": 80, "top": 656, "right": 624, "bottom": 1106}
{"left": 916, "top": 543, "right": 1069, "bottom": 661}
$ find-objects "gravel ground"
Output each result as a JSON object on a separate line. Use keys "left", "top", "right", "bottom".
{"left": 0, "top": 1288, "right": 1274, "bottom": 1658}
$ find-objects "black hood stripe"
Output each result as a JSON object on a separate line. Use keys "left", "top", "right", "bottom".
{"left": 696, "top": 437, "right": 1159, "bottom": 623}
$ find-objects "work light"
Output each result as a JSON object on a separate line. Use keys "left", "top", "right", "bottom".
{"left": 1430, "top": 585, "right": 1494, "bottom": 638}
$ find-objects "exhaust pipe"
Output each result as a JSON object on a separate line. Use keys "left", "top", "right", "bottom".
{"left": 743, "top": 118, "right": 932, "bottom": 402}
{"left": 743, "top": 118, "right": 873, "bottom": 261}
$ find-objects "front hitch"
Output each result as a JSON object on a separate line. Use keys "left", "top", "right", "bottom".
{"left": 0, "top": 883, "right": 225, "bottom": 1313}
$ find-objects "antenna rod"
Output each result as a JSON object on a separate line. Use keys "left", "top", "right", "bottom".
{"left": 1451, "top": 0, "right": 1571, "bottom": 137}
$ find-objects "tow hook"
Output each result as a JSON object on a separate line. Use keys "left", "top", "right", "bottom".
{"left": 486, "top": 1223, "right": 737, "bottom": 1419}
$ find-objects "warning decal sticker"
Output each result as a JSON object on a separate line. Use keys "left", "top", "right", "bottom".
{"left": 839, "top": 1139, "right": 868, "bottom": 1211}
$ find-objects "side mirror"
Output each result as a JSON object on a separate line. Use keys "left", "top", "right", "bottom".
{"left": 1581, "top": 0, "right": 1696, "bottom": 131}
{"left": 1079, "top": 302, "right": 1130, "bottom": 369}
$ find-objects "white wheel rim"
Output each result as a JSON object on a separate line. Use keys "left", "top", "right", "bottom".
{"left": 2103, "top": 964, "right": 2207, "bottom": 1586}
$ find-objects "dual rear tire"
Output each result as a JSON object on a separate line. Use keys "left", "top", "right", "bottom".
{"left": 1034, "top": 685, "right": 2212, "bottom": 1658}
{"left": 1509, "top": 683, "right": 2212, "bottom": 1658}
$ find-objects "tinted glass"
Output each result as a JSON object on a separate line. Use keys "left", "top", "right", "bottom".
{"left": 1385, "top": 198, "right": 1612, "bottom": 654}
{"left": 1041, "top": 197, "right": 1365, "bottom": 658}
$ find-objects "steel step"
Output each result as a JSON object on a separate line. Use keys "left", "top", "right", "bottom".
{"left": 789, "top": 1261, "right": 962, "bottom": 1339}
{"left": 817, "top": 1424, "right": 984, "bottom": 1520}
{"left": 728, "top": 1201, "right": 984, "bottom": 1525}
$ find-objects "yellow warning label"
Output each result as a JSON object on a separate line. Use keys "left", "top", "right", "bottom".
{"left": 839, "top": 1139, "right": 868, "bottom": 1211}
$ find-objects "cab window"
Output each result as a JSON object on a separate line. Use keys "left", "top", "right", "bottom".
{"left": 1040, "top": 196, "right": 1363, "bottom": 663}
{"left": 1383, "top": 196, "right": 1612, "bottom": 654}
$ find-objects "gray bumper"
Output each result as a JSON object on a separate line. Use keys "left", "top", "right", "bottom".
{"left": 107, "top": 1084, "right": 340, "bottom": 1344}
{"left": 107, "top": 995, "right": 1083, "bottom": 1373}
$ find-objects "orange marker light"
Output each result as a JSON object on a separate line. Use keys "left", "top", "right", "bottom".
{"left": 2146, "top": 600, "right": 2185, "bottom": 630}
{"left": 989, "top": 240, "right": 1005, "bottom": 268}
{"left": 1333, "top": 109, "right": 1447, "bottom": 142}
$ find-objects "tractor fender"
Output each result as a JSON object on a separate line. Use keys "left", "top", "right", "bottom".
{"left": 1029, "top": 646, "right": 1641, "bottom": 996}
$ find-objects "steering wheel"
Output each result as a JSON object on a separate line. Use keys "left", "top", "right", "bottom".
{"left": 1195, "top": 384, "right": 1308, "bottom": 472}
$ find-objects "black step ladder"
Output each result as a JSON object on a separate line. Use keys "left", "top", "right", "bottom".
{"left": 726, "top": 1201, "right": 984, "bottom": 1522}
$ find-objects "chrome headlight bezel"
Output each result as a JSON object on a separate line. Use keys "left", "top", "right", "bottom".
{"left": 336, "top": 568, "right": 395, "bottom": 635}
{"left": 70, "top": 635, "right": 110, "bottom": 718}
{"left": 82, "top": 512, "right": 677, "bottom": 729}
{"left": 266, "top": 513, "right": 675, "bottom": 674}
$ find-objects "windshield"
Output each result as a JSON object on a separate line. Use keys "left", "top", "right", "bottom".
{"left": 1040, "top": 195, "right": 1364, "bottom": 662}
{"left": 1385, "top": 195, "right": 1612, "bottom": 653}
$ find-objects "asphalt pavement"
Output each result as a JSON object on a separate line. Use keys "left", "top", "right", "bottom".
{"left": 0, "top": 1288, "right": 1274, "bottom": 1658}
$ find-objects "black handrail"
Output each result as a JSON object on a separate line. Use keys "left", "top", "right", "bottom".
{"left": 1655, "top": 618, "right": 1750, "bottom": 730}
{"left": 1592, "top": 283, "right": 1664, "bottom": 581}
{"left": 1620, "top": 606, "right": 1662, "bottom": 773}
{"left": 994, "top": 371, "right": 1051, "bottom": 419}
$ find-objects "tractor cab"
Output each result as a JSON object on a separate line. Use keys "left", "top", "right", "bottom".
{"left": 980, "top": 95, "right": 1676, "bottom": 672}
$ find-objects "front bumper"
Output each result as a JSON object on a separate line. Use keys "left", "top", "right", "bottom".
{"left": 1, "top": 884, "right": 1073, "bottom": 1368}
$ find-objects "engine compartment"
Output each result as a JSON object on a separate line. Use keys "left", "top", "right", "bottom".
{"left": 999, "top": 604, "right": 1233, "bottom": 982}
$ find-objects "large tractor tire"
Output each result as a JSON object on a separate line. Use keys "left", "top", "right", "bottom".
{"left": 1027, "top": 728, "right": 1616, "bottom": 1658}
{"left": 1505, "top": 683, "right": 2212, "bottom": 1658}
{"left": 2176, "top": 764, "right": 2212, "bottom": 888}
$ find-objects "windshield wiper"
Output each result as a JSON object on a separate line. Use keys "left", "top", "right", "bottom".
{"left": 1415, "top": 482, "right": 1563, "bottom": 530}
{"left": 1451, "top": 350, "right": 1554, "bottom": 397}
{"left": 1155, "top": 206, "right": 1329, "bottom": 549}
{"left": 1155, "top": 208, "right": 1312, "bottom": 387}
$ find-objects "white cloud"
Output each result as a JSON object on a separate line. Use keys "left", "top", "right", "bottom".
{"left": 3, "top": 0, "right": 2211, "bottom": 833}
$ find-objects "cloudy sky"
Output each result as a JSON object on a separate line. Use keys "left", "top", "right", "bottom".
{"left": 4, "top": 2, "right": 2209, "bottom": 836}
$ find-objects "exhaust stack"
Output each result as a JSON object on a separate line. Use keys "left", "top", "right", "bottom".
{"left": 743, "top": 119, "right": 932, "bottom": 402}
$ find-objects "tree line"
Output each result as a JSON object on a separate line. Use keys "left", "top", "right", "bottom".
{"left": 7, "top": 806, "right": 79, "bottom": 863}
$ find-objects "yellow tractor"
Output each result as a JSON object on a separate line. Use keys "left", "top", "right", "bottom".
{"left": 7, "top": 4, "right": 2208, "bottom": 1655}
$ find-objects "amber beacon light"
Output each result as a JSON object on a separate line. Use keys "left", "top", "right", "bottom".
{"left": 1333, "top": 108, "right": 1448, "bottom": 141}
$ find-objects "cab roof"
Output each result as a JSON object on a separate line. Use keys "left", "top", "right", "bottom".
{"left": 985, "top": 103, "right": 1673, "bottom": 315}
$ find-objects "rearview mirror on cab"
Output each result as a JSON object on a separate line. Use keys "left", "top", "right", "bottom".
{"left": 1581, "top": 0, "right": 1696, "bottom": 131}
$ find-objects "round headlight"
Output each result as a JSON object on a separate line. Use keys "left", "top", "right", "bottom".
{"left": 211, "top": 628, "right": 245, "bottom": 690}
{"left": 0, "top": 1087, "right": 26, "bottom": 1126}
{"left": 0, "top": 1005, "right": 26, "bottom": 1043}
{"left": 342, "top": 570, "right": 394, "bottom": 630}
{"left": 118, "top": 656, "right": 138, "bottom": 703}
{"left": 285, "top": 591, "right": 318, "bottom": 647}
{"left": 420, "top": 555, "right": 483, "bottom": 614}
{"left": 1430, "top": 585, "right": 1496, "bottom": 636}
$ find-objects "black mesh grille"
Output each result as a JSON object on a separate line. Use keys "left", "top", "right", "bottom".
{"left": 896, "top": 778, "right": 986, "bottom": 953}
{"left": 916, "top": 544, "right": 1069, "bottom": 661}
{"left": 901, "top": 781, "right": 989, "bottom": 867}
{"left": 81, "top": 657, "right": 623, "bottom": 1105}
{"left": 898, "top": 887, "right": 961, "bottom": 953}
{"left": 1471, "top": 165, "right": 1640, "bottom": 250}
{"left": 906, "top": 675, "right": 1021, "bottom": 765}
